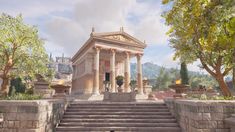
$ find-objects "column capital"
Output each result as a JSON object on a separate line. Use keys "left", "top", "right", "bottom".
{"left": 93, "top": 46, "right": 102, "bottom": 54}
{"left": 93, "top": 46, "right": 102, "bottom": 51}
{"left": 110, "top": 48, "right": 116, "bottom": 53}
{"left": 124, "top": 51, "right": 131, "bottom": 57}
{"left": 136, "top": 53, "right": 143, "bottom": 57}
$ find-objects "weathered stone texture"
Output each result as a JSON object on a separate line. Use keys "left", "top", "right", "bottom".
{"left": 164, "top": 98, "right": 235, "bottom": 132}
{"left": 0, "top": 99, "right": 68, "bottom": 132}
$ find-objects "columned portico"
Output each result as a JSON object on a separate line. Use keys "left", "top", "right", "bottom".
{"left": 137, "top": 54, "right": 143, "bottom": 94}
{"left": 71, "top": 28, "right": 147, "bottom": 95}
{"left": 93, "top": 47, "right": 100, "bottom": 95}
{"left": 110, "top": 49, "right": 116, "bottom": 92}
{"left": 124, "top": 51, "right": 131, "bottom": 92}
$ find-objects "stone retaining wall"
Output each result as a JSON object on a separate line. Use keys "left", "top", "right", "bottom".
{"left": 164, "top": 98, "right": 235, "bottom": 132}
{"left": 0, "top": 99, "right": 68, "bottom": 132}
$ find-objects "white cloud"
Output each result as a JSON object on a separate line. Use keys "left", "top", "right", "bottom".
{"left": 43, "top": 0, "right": 169, "bottom": 56}
{"left": 0, "top": 0, "right": 169, "bottom": 56}
{"left": 0, "top": 0, "right": 79, "bottom": 18}
{"left": 2, "top": 0, "right": 200, "bottom": 71}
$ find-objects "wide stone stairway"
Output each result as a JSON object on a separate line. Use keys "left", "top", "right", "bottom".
{"left": 56, "top": 102, "right": 181, "bottom": 132}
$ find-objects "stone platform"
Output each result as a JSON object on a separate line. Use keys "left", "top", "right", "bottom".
{"left": 103, "top": 92, "right": 136, "bottom": 102}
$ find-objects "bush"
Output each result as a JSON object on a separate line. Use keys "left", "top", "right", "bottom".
{"left": 9, "top": 78, "right": 26, "bottom": 96}
{"left": 0, "top": 93, "right": 42, "bottom": 100}
{"left": 26, "top": 88, "right": 34, "bottom": 95}
{"left": 186, "top": 94, "right": 235, "bottom": 100}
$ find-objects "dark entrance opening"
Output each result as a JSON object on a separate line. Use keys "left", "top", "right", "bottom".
{"left": 105, "top": 72, "right": 110, "bottom": 82}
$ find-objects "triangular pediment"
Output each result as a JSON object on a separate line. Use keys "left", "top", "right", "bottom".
{"left": 103, "top": 34, "right": 137, "bottom": 44}
{"left": 92, "top": 31, "right": 146, "bottom": 48}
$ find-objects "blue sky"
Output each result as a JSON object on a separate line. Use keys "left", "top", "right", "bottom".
{"left": 0, "top": 0, "right": 203, "bottom": 72}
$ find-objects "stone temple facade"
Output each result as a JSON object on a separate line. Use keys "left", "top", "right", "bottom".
{"left": 72, "top": 28, "right": 146, "bottom": 95}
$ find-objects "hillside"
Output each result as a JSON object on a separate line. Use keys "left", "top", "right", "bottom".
{"left": 131, "top": 62, "right": 203, "bottom": 80}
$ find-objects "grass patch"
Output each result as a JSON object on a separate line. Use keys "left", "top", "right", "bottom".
{"left": 0, "top": 93, "right": 42, "bottom": 100}
{"left": 186, "top": 94, "right": 235, "bottom": 100}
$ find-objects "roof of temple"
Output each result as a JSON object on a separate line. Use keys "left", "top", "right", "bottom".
{"left": 72, "top": 28, "right": 147, "bottom": 62}
{"left": 91, "top": 30, "right": 147, "bottom": 48}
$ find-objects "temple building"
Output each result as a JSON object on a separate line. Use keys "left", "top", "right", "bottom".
{"left": 72, "top": 28, "right": 146, "bottom": 95}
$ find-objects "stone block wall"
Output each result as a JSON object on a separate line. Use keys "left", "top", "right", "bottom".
{"left": 164, "top": 98, "right": 235, "bottom": 132}
{"left": 0, "top": 99, "right": 67, "bottom": 132}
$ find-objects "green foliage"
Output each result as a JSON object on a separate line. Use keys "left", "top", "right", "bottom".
{"left": 162, "top": 0, "right": 235, "bottom": 96}
{"left": 9, "top": 78, "right": 26, "bottom": 96}
{"left": 187, "top": 94, "right": 235, "bottom": 100}
{"left": 130, "top": 80, "right": 137, "bottom": 91}
{"left": 25, "top": 88, "right": 34, "bottom": 95}
{"left": 180, "top": 62, "right": 189, "bottom": 85}
{"left": 0, "top": 93, "right": 42, "bottom": 100}
{"left": 154, "top": 66, "right": 218, "bottom": 90}
{"left": 189, "top": 74, "right": 218, "bottom": 89}
{"left": 155, "top": 67, "right": 171, "bottom": 90}
{"left": 163, "top": 0, "right": 235, "bottom": 66}
{"left": 0, "top": 13, "right": 53, "bottom": 94}
{"left": 116, "top": 75, "right": 124, "bottom": 87}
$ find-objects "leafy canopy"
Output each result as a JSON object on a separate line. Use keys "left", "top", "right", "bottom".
{"left": 0, "top": 13, "right": 50, "bottom": 80}
{"left": 163, "top": 0, "right": 235, "bottom": 77}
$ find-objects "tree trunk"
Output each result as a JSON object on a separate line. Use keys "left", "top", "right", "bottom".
{"left": 0, "top": 76, "right": 10, "bottom": 97}
{"left": 233, "top": 48, "right": 235, "bottom": 89}
{"left": 216, "top": 74, "right": 232, "bottom": 97}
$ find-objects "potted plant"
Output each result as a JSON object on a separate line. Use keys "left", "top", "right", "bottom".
{"left": 129, "top": 80, "right": 137, "bottom": 92}
{"left": 116, "top": 75, "right": 124, "bottom": 92}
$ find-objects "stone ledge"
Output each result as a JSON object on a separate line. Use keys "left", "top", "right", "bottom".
{"left": 103, "top": 92, "right": 136, "bottom": 102}
{"left": 164, "top": 98, "right": 235, "bottom": 132}
{"left": 0, "top": 99, "right": 68, "bottom": 132}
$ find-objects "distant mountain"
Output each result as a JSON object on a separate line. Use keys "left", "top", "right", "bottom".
{"left": 131, "top": 62, "right": 162, "bottom": 79}
{"left": 130, "top": 62, "right": 205, "bottom": 80}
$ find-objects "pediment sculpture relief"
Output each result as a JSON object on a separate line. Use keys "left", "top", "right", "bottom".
{"left": 104, "top": 35, "right": 137, "bottom": 44}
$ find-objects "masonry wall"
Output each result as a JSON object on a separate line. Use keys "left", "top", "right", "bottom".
{"left": 0, "top": 99, "right": 67, "bottom": 132}
{"left": 164, "top": 98, "right": 235, "bottom": 132}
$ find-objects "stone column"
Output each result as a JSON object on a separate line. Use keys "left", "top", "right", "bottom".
{"left": 93, "top": 47, "right": 100, "bottom": 95}
{"left": 137, "top": 54, "right": 143, "bottom": 94}
{"left": 110, "top": 49, "right": 116, "bottom": 92}
{"left": 124, "top": 52, "right": 131, "bottom": 92}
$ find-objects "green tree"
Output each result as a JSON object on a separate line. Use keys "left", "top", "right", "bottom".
{"left": 229, "top": 18, "right": 235, "bottom": 88}
{"left": 156, "top": 67, "right": 171, "bottom": 89}
{"left": 0, "top": 13, "right": 50, "bottom": 96}
{"left": 180, "top": 62, "right": 189, "bottom": 85}
{"left": 163, "top": 0, "right": 235, "bottom": 96}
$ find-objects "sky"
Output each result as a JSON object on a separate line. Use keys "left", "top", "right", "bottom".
{"left": 0, "top": 0, "right": 204, "bottom": 72}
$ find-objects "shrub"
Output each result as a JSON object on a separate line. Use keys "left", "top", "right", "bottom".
{"left": 9, "top": 78, "right": 26, "bottom": 96}
{"left": 0, "top": 93, "right": 42, "bottom": 100}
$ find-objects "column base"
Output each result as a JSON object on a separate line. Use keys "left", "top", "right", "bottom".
{"left": 138, "top": 91, "right": 144, "bottom": 95}
{"left": 92, "top": 90, "right": 100, "bottom": 95}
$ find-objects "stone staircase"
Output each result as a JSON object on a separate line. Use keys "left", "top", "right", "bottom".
{"left": 56, "top": 102, "right": 181, "bottom": 132}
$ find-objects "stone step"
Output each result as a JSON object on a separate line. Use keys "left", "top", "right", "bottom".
{"left": 64, "top": 111, "right": 171, "bottom": 115}
{"left": 70, "top": 102, "right": 166, "bottom": 105}
{"left": 66, "top": 108, "right": 169, "bottom": 112}
{"left": 61, "top": 118, "right": 177, "bottom": 123}
{"left": 59, "top": 122, "right": 179, "bottom": 127}
{"left": 56, "top": 126, "right": 181, "bottom": 132}
{"left": 56, "top": 102, "right": 181, "bottom": 132}
{"left": 68, "top": 106, "right": 168, "bottom": 109}
{"left": 62, "top": 114, "right": 175, "bottom": 119}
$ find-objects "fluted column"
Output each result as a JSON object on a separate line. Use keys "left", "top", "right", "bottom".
{"left": 93, "top": 47, "right": 100, "bottom": 95}
{"left": 137, "top": 54, "right": 143, "bottom": 94}
{"left": 124, "top": 51, "right": 131, "bottom": 92}
{"left": 110, "top": 49, "right": 116, "bottom": 92}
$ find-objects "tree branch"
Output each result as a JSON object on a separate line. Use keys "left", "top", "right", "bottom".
{"left": 199, "top": 54, "right": 216, "bottom": 77}
{"left": 223, "top": 66, "right": 233, "bottom": 76}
